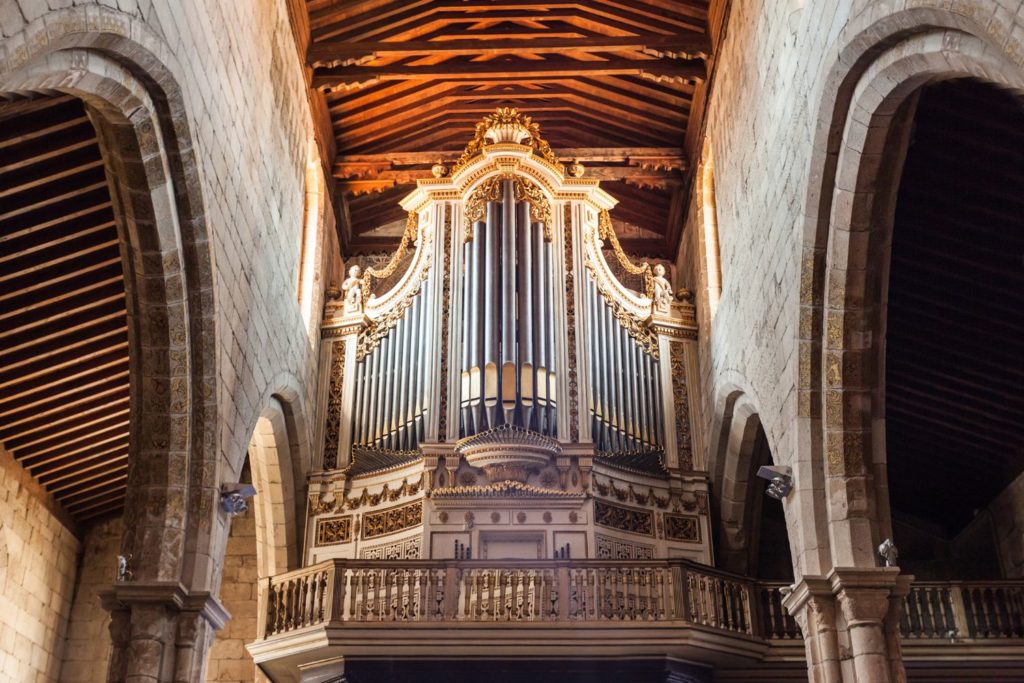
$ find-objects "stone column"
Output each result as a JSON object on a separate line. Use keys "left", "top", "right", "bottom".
{"left": 100, "top": 583, "right": 228, "bottom": 683}
{"left": 830, "top": 568, "right": 908, "bottom": 683}
{"left": 783, "top": 578, "right": 842, "bottom": 683}
{"left": 783, "top": 567, "right": 908, "bottom": 683}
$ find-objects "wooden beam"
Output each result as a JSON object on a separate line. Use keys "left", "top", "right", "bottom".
{"left": 309, "top": 34, "right": 710, "bottom": 65}
{"left": 335, "top": 147, "right": 686, "bottom": 173}
{"left": 313, "top": 57, "right": 706, "bottom": 90}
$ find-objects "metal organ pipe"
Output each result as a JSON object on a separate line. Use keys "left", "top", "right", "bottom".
{"left": 517, "top": 201, "right": 534, "bottom": 429}
{"left": 500, "top": 181, "right": 517, "bottom": 422}
{"left": 583, "top": 267, "right": 665, "bottom": 452}
{"left": 484, "top": 200, "right": 499, "bottom": 428}
{"left": 457, "top": 179, "right": 559, "bottom": 439}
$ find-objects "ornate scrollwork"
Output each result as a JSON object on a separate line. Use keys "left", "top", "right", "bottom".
{"left": 321, "top": 340, "right": 346, "bottom": 470}
{"left": 669, "top": 342, "right": 694, "bottom": 470}
{"left": 453, "top": 107, "right": 560, "bottom": 173}
{"left": 594, "top": 500, "right": 654, "bottom": 537}
{"left": 315, "top": 515, "right": 353, "bottom": 546}
{"left": 360, "top": 211, "right": 419, "bottom": 301}
{"left": 598, "top": 210, "right": 654, "bottom": 299}
{"left": 564, "top": 205, "right": 580, "bottom": 442}
{"left": 362, "top": 500, "right": 423, "bottom": 540}
{"left": 464, "top": 174, "right": 552, "bottom": 242}
{"left": 438, "top": 206, "right": 452, "bottom": 440}
{"left": 663, "top": 513, "right": 700, "bottom": 542}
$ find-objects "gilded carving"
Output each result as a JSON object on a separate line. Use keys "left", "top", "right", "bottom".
{"left": 598, "top": 210, "right": 654, "bottom": 298}
{"left": 663, "top": 513, "right": 700, "bottom": 542}
{"left": 362, "top": 500, "right": 423, "bottom": 540}
{"left": 438, "top": 206, "right": 452, "bottom": 439}
{"left": 360, "top": 212, "right": 418, "bottom": 301}
{"left": 464, "top": 174, "right": 552, "bottom": 241}
{"left": 315, "top": 515, "right": 353, "bottom": 546}
{"left": 453, "top": 107, "right": 560, "bottom": 173}
{"left": 594, "top": 500, "right": 654, "bottom": 537}
{"left": 564, "top": 204, "right": 580, "bottom": 442}
{"left": 321, "top": 340, "right": 346, "bottom": 470}
{"left": 669, "top": 342, "right": 694, "bottom": 470}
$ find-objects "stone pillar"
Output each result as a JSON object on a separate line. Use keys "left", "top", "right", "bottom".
{"left": 783, "top": 578, "right": 842, "bottom": 683}
{"left": 100, "top": 583, "right": 228, "bottom": 683}
{"left": 783, "top": 567, "right": 908, "bottom": 683}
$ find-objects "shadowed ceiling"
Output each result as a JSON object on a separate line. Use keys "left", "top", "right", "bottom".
{"left": 0, "top": 96, "right": 130, "bottom": 523}
{"left": 303, "top": 0, "right": 719, "bottom": 257}
{"left": 885, "top": 79, "right": 1024, "bottom": 536}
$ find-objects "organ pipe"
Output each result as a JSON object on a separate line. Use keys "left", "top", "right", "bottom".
{"left": 457, "top": 179, "right": 559, "bottom": 439}
{"left": 584, "top": 267, "right": 664, "bottom": 452}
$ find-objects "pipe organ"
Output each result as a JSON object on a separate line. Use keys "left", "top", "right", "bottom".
{"left": 312, "top": 109, "right": 708, "bottom": 566}
{"left": 460, "top": 176, "right": 558, "bottom": 438}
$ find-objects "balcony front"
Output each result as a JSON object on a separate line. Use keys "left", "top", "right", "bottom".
{"left": 248, "top": 559, "right": 1024, "bottom": 682}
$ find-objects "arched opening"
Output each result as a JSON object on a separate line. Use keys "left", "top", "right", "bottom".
{"left": 0, "top": 93, "right": 136, "bottom": 679}
{"left": 880, "top": 80, "right": 1024, "bottom": 580}
{"left": 206, "top": 459, "right": 259, "bottom": 683}
{"left": 206, "top": 405, "right": 304, "bottom": 681}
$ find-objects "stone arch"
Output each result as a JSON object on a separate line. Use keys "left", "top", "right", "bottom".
{"left": 0, "top": 12, "right": 226, "bottom": 677}
{"left": 798, "top": 3, "right": 1024, "bottom": 568}
{"left": 0, "top": 7, "right": 220, "bottom": 588}
{"left": 246, "top": 391, "right": 310, "bottom": 579}
{"left": 708, "top": 385, "right": 817, "bottom": 581}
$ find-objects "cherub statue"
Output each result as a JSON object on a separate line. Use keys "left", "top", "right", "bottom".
{"left": 341, "top": 265, "right": 363, "bottom": 313}
{"left": 651, "top": 263, "right": 673, "bottom": 313}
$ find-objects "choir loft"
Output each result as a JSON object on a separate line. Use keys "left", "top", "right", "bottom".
{"left": 0, "top": 1, "right": 1022, "bottom": 682}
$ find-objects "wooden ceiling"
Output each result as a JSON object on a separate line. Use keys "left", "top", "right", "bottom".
{"left": 885, "top": 80, "right": 1024, "bottom": 536}
{"left": 0, "top": 96, "right": 130, "bottom": 524}
{"left": 303, "top": 0, "right": 717, "bottom": 257}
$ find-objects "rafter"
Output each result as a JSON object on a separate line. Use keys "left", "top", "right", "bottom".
{"left": 309, "top": 34, "right": 709, "bottom": 66}
{"left": 313, "top": 57, "right": 706, "bottom": 91}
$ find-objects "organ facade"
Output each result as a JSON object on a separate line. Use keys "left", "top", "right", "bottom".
{"left": 306, "top": 109, "right": 708, "bottom": 567}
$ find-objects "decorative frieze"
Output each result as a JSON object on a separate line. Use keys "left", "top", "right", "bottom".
{"left": 315, "top": 515, "right": 353, "bottom": 546}
{"left": 594, "top": 500, "right": 653, "bottom": 537}
{"left": 362, "top": 501, "right": 423, "bottom": 540}
{"left": 596, "top": 533, "right": 654, "bottom": 560}
{"left": 359, "top": 536, "right": 422, "bottom": 560}
{"left": 309, "top": 475, "right": 424, "bottom": 516}
{"left": 663, "top": 513, "right": 700, "bottom": 543}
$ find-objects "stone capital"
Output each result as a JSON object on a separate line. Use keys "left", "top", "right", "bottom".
{"left": 99, "top": 580, "right": 231, "bottom": 631}
{"left": 827, "top": 567, "right": 904, "bottom": 626}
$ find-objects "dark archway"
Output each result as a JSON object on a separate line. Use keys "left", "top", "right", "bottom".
{"left": 882, "top": 80, "right": 1024, "bottom": 580}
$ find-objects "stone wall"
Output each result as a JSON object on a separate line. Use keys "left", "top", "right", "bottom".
{"left": 59, "top": 518, "right": 123, "bottom": 683}
{"left": 0, "top": 448, "right": 79, "bottom": 681}
{"left": 682, "top": 0, "right": 1024, "bottom": 577}
{"left": 206, "top": 507, "right": 259, "bottom": 682}
{"left": 989, "top": 472, "right": 1024, "bottom": 579}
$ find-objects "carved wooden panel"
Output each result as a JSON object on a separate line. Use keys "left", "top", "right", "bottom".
{"left": 362, "top": 500, "right": 423, "bottom": 540}
{"left": 594, "top": 500, "right": 654, "bottom": 537}
{"left": 315, "top": 515, "right": 353, "bottom": 546}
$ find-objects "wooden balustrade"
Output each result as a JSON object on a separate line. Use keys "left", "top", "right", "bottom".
{"left": 756, "top": 582, "right": 801, "bottom": 640}
{"left": 258, "top": 561, "right": 1024, "bottom": 646}
{"left": 258, "top": 559, "right": 756, "bottom": 638}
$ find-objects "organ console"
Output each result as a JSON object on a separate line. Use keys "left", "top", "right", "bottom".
{"left": 312, "top": 108, "right": 706, "bottom": 564}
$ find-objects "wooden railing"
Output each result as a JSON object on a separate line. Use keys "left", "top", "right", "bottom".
{"left": 258, "top": 561, "right": 1024, "bottom": 646}
{"left": 902, "top": 581, "right": 1024, "bottom": 640}
{"left": 259, "top": 559, "right": 756, "bottom": 638}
